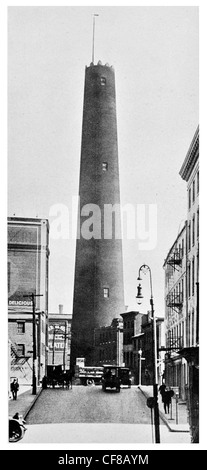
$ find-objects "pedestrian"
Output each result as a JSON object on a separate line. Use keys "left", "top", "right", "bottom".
{"left": 162, "top": 389, "right": 174, "bottom": 414}
{"left": 65, "top": 370, "right": 73, "bottom": 389}
{"left": 10, "top": 378, "right": 19, "bottom": 400}
{"left": 159, "top": 383, "right": 166, "bottom": 399}
{"left": 42, "top": 375, "right": 47, "bottom": 389}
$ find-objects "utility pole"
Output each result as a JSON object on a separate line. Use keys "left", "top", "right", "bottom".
{"left": 136, "top": 264, "right": 160, "bottom": 443}
{"left": 23, "top": 293, "right": 43, "bottom": 395}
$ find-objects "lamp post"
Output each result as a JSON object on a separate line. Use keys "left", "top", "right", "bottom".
{"left": 136, "top": 264, "right": 160, "bottom": 443}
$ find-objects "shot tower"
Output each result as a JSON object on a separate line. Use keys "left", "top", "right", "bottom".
{"left": 71, "top": 60, "right": 125, "bottom": 366}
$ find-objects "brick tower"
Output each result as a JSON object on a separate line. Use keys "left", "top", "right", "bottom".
{"left": 71, "top": 61, "right": 125, "bottom": 366}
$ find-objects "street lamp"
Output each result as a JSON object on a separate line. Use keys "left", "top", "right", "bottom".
{"left": 136, "top": 264, "right": 160, "bottom": 444}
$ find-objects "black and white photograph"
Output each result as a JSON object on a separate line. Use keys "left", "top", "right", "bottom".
{"left": 4, "top": 1, "right": 204, "bottom": 453}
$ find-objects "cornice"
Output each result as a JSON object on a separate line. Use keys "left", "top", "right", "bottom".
{"left": 179, "top": 126, "right": 199, "bottom": 182}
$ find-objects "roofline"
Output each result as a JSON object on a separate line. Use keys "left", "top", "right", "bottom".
{"left": 179, "top": 126, "right": 199, "bottom": 181}
{"left": 8, "top": 216, "right": 49, "bottom": 224}
{"left": 163, "top": 221, "right": 187, "bottom": 268}
{"left": 120, "top": 311, "right": 139, "bottom": 318}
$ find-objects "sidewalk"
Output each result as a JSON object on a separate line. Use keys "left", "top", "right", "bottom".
{"left": 138, "top": 385, "right": 190, "bottom": 433}
{"left": 9, "top": 385, "right": 42, "bottom": 420}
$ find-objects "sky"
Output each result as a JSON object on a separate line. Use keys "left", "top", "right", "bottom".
{"left": 7, "top": 5, "right": 199, "bottom": 317}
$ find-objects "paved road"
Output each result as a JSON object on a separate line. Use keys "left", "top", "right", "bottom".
{"left": 23, "top": 385, "right": 191, "bottom": 444}
{"left": 26, "top": 385, "right": 152, "bottom": 424}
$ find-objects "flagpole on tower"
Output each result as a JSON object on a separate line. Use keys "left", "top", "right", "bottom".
{"left": 92, "top": 14, "right": 99, "bottom": 64}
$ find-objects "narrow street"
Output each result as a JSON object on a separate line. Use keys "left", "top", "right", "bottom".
{"left": 22, "top": 385, "right": 190, "bottom": 444}
{"left": 26, "top": 385, "right": 152, "bottom": 424}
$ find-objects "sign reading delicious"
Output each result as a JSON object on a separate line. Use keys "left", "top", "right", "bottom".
{"left": 9, "top": 300, "right": 32, "bottom": 306}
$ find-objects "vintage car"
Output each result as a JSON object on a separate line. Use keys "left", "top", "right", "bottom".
{"left": 118, "top": 367, "right": 131, "bottom": 388}
{"left": 101, "top": 365, "right": 121, "bottom": 392}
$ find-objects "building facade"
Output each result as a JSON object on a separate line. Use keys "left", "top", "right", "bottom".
{"left": 179, "top": 126, "right": 199, "bottom": 442}
{"left": 8, "top": 217, "right": 50, "bottom": 384}
{"left": 163, "top": 224, "right": 188, "bottom": 398}
{"left": 120, "top": 311, "right": 143, "bottom": 383}
{"left": 94, "top": 317, "right": 123, "bottom": 367}
{"left": 179, "top": 126, "right": 199, "bottom": 351}
{"left": 132, "top": 313, "right": 164, "bottom": 386}
{"left": 71, "top": 61, "right": 125, "bottom": 366}
{"left": 48, "top": 305, "right": 72, "bottom": 371}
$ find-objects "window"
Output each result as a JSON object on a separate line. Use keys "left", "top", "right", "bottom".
{"left": 17, "top": 344, "right": 25, "bottom": 356}
{"left": 188, "top": 221, "right": 191, "bottom": 251}
{"left": 188, "top": 263, "right": 191, "bottom": 298}
{"left": 181, "top": 278, "right": 184, "bottom": 300}
{"left": 188, "top": 313, "right": 191, "bottom": 347}
{"left": 197, "top": 170, "right": 199, "bottom": 194}
{"left": 197, "top": 252, "right": 199, "bottom": 282}
{"left": 103, "top": 287, "right": 109, "bottom": 298}
{"left": 182, "top": 238, "right": 184, "bottom": 256}
{"left": 17, "top": 322, "right": 25, "bottom": 334}
{"left": 192, "top": 309, "right": 195, "bottom": 346}
{"left": 192, "top": 214, "right": 195, "bottom": 246}
{"left": 102, "top": 162, "right": 108, "bottom": 171}
{"left": 100, "top": 77, "right": 106, "bottom": 86}
{"left": 197, "top": 208, "right": 199, "bottom": 238}
{"left": 188, "top": 188, "right": 191, "bottom": 210}
{"left": 192, "top": 257, "right": 195, "bottom": 296}
{"left": 192, "top": 180, "right": 195, "bottom": 203}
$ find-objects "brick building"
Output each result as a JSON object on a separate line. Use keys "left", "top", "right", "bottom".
{"left": 94, "top": 317, "right": 123, "bottom": 367}
{"left": 8, "top": 217, "right": 49, "bottom": 385}
{"left": 132, "top": 313, "right": 164, "bottom": 385}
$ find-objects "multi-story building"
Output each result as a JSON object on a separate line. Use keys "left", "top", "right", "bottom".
{"left": 94, "top": 317, "right": 123, "bottom": 367}
{"left": 132, "top": 313, "right": 164, "bottom": 386}
{"left": 179, "top": 126, "right": 199, "bottom": 351}
{"left": 48, "top": 305, "right": 72, "bottom": 371}
{"left": 163, "top": 223, "right": 188, "bottom": 398}
{"left": 120, "top": 311, "right": 143, "bottom": 383}
{"left": 8, "top": 217, "right": 50, "bottom": 385}
{"left": 179, "top": 126, "right": 199, "bottom": 442}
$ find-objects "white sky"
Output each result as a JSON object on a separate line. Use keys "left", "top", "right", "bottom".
{"left": 7, "top": 5, "right": 199, "bottom": 317}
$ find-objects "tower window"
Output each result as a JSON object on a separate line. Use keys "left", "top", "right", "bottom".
{"left": 100, "top": 77, "right": 106, "bottom": 86}
{"left": 17, "top": 322, "right": 25, "bottom": 334}
{"left": 102, "top": 162, "right": 108, "bottom": 171}
{"left": 103, "top": 287, "right": 109, "bottom": 298}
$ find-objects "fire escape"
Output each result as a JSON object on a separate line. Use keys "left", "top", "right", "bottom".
{"left": 160, "top": 245, "right": 184, "bottom": 358}
{"left": 10, "top": 342, "right": 32, "bottom": 380}
{"left": 165, "top": 246, "right": 184, "bottom": 314}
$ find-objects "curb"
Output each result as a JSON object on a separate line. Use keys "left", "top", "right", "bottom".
{"left": 138, "top": 386, "right": 190, "bottom": 433}
{"left": 23, "top": 388, "right": 43, "bottom": 420}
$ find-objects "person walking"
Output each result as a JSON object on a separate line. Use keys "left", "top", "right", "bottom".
{"left": 162, "top": 388, "right": 174, "bottom": 414}
{"left": 10, "top": 378, "right": 19, "bottom": 400}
